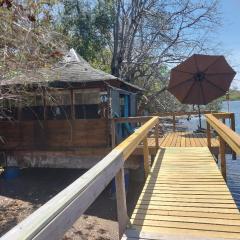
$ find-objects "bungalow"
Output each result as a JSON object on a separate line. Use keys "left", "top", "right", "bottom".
{"left": 0, "top": 49, "right": 143, "bottom": 169}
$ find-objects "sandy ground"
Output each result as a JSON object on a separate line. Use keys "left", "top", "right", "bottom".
{"left": 0, "top": 168, "right": 143, "bottom": 239}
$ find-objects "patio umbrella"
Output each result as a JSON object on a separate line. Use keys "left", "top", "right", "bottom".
{"left": 168, "top": 54, "right": 236, "bottom": 129}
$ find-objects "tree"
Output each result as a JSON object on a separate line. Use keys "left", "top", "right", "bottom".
{"left": 58, "top": 0, "right": 221, "bottom": 112}
{"left": 0, "top": 0, "right": 66, "bottom": 106}
{"left": 58, "top": 0, "right": 114, "bottom": 71}
{"left": 110, "top": 0, "right": 220, "bottom": 111}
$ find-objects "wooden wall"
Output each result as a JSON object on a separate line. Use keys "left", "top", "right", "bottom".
{"left": 0, "top": 119, "right": 109, "bottom": 150}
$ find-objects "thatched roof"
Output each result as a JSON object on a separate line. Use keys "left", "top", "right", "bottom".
{"left": 1, "top": 49, "right": 143, "bottom": 91}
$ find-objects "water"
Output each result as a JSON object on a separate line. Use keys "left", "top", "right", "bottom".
{"left": 221, "top": 101, "right": 240, "bottom": 208}
{"left": 222, "top": 100, "right": 240, "bottom": 133}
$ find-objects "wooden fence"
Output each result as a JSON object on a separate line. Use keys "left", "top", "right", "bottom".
{"left": 205, "top": 113, "right": 240, "bottom": 181}
{"left": 1, "top": 116, "right": 159, "bottom": 240}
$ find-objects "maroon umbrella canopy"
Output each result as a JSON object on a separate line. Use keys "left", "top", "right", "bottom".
{"left": 168, "top": 54, "right": 236, "bottom": 105}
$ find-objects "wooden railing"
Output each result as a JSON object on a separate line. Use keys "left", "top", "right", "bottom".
{"left": 1, "top": 116, "right": 159, "bottom": 240}
{"left": 205, "top": 113, "right": 240, "bottom": 181}
{"left": 154, "top": 111, "right": 234, "bottom": 132}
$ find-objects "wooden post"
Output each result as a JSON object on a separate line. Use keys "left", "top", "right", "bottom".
{"left": 143, "top": 137, "right": 150, "bottom": 177}
{"left": 219, "top": 137, "right": 226, "bottom": 181}
{"left": 206, "top": 122, "right": 211, "bottom": 149}
{"left": 43, "top": 89, "right": 47, "bottom": 120}
{"left": 173, "top": 113, "right": 176, "bottom": 132}
{"left": 115, "top": 167, "right": 129, "bottom": 239}
{"left": 154, "top": 123, "right": 159, "bottom": 151}
{"left": 111, "top": 119, "right": 116, "bottom": 148}
{"left": 230, "top": 114, "right": 237, "bottom": 160}
{"left": 70, "top": 89, "right": 75, "bottom": 120}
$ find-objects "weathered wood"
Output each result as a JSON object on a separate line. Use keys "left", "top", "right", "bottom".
{"left": 143, "top": 137, "right": 150, "bottom": 177}
{"left": 111, "top": 119, "right": 116, "bottom": 148}
{"left": 205, "top": 114, "right": 240, "bottom": 155}
{"left": 115, "top": 167, "right": 129, "bottom": 239}
{"left": 0, "top": 119, "right": 109, "bottom": 150}
{"left": 70, "top": 89, "right": 75, "bottom": 120}
{"left": 113, "top": 116, "right": 151, "bottom": 123}
{"left": 219, "top": 137, "right": 226, "bottom": 181}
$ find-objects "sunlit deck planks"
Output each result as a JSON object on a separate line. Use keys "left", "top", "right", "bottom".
{"left": 123, "top": 147, "right": 240, "bottom": 240}
{"left": 148, "top": 132, "right": 219, "bottom": 148}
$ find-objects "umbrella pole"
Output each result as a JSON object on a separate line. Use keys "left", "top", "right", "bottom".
{"left": 198, "top": 105, "right": 202, "bottom": 129}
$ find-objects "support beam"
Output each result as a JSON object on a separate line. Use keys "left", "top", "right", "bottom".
{"left": 111, "top": 119, "right": 116, "bottom": 148}
{"left": 219, "top": 137, "right": 226, "bottom": 181}
{"left": 70, "top": 89, "right": 75, "bottom": 120}
{"left": 206, "top": 122, "right": 211, "bottom": 150}
{"left": 154, "top": 123, "right": 159, "bottom": 151}
{"left": 172, "top": 113, "right": 176, "bottom": 132}
{"left": 115, "top": 167, "right": 129, "bottom": 239}
{"left": 143, "top": 137, "right": 150, "bottom": 177}
{"left": 230, "top": 114, "right": 237, "bottom": 160}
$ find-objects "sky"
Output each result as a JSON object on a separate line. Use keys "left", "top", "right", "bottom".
{"left": 218, "top": 0, "right": 240, "bottom": 89}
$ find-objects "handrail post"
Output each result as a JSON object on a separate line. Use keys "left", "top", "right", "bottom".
{"left": 154, "top": 121, "right": 159, "bottom": 151}
{"left": 115, "top": 167, "right": 129, "bottom": 239}
{"left": 143, "top": 137, "right": 150, "bottom": 178}
{"left": 230, "top": 113, "right": 237, "bottom": 160}
{"left": 111, "top": 119, "right": 116, "bottom": 148}
{"left": 219, "top": 137, "right": 226, "bottom": 181}
{"left": 173, "top": 113, "right": 176, "bottom": 132}
{"left": 206, "top": 122, "right": 211, "bottom": 150}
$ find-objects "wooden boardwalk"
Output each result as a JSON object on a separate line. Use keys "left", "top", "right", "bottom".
{"left": 123, "top": 147, "right": 240, "bottom": 240}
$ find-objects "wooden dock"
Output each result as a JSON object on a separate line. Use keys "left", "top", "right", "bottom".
{"left": 148, "top": 132, "right": 219, "bottom": 148}
{"left": 123, "top": 147, "right": 240, "bottom": 240}
{"left": 2, "top": 113, "right": 240, "bottom": 240}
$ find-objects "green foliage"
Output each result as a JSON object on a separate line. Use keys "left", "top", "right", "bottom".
{"left": 57, "top": 0, "right": 114, "bottom": 70}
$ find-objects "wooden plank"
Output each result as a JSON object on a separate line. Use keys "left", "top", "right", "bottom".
{"left": 116, "top": 167, "right": 129, "bottom": 238}
{"left": 143, "top": 137, "right": 150, "bottom": 177}
{"left": 220, "top": 137, "right": 226, "bottom": 181}
{"left": 125, "top": 147, "right": 240, "bottom": 240}
{"left": 122, "top": 228, "right": 240, "bottom": 240}
{"left": 207, "top": 122, "right": 211, "bottom": 149}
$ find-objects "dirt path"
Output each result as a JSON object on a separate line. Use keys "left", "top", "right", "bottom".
{"left": 0, "top": 168, "right": 143, "bottom": 239}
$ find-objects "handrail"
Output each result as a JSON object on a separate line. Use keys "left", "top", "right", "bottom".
{"left": 205, "top": 113, "right": 239, "bottom": 181}
{"left": 205, "top": 114, "right": 240, "bottom": 155}
{"left": 2, "top": 116, "right": 159, "bottom": 240}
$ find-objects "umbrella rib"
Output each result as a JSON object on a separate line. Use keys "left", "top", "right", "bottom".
{"left": 173, "top": 69, "right": 194, "bottom": 75}
{"left": 167, "top": 77, "right": 194, "bottom": 90}
{"left": 194, "top": 55, "right": 200, "bottom": 72}
{"left": 206, "top": 72, "right": 235, "bottom": 76}
{"left": 182, "top": 80, "right": 196, "bottom": 103}
{"left": 203, "top": 56, "right": 222, "bottom": 72}
{"left": 205, "top": 78, "right": 226, "bottom": 93}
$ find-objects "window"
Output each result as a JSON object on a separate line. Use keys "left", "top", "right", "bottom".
{"left": 21, "top": 95, "right": 44, "bottom": 120}
{"left": 46, "top": 92, "right": 71, "bottom": 120}
{"left": 74, "top": 90, "right": 100, "bottom": 119}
